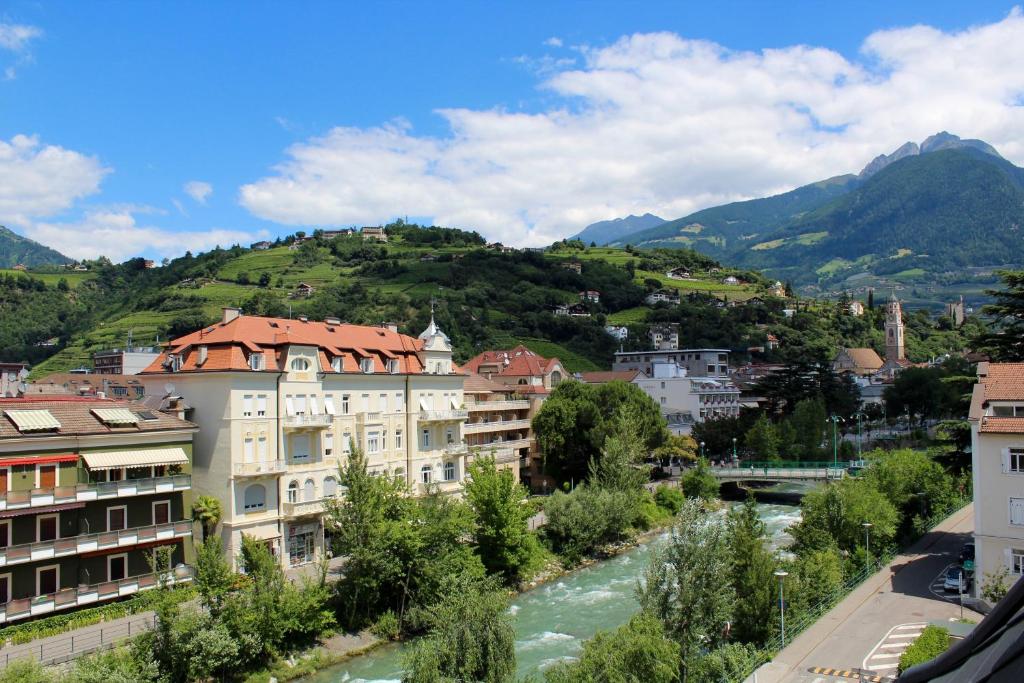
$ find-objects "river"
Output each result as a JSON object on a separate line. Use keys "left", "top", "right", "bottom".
{"left": 305, "top": 503, "right": 802, "bottom": 683}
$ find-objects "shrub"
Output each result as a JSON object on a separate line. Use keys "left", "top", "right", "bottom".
{"left": 654, "top": 484, "right": 685, "bottom": 515}
{"left": 899, "top": 625, "right": 950, "bottom": 673}
{"left": 680, "top": 459, "right": 720, "bottom": 500}
{"left": 981, "top": 566, "right": 1011, "bottom": 604}
{"left": 543, "top": 485, "right": 636, "bottom": 563}
{"left": 544, "top": 614, "right": 680, "bottom": 683}
{"left": 371, "top": 610, "right": 401, "bottom": 641}
{"left": 0, "top": 659, "right": 56, "bottom": 683}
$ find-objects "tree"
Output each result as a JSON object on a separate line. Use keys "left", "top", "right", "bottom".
{"left": 258, "top": 272, "right": 271, "bottom": 287}
{"left": 402, "top": 577, "right": 516, "bottom": 683}
{"left": 637, "top": 499, "right": 734, "bottom": 675}
{"left": 464, "top": 456, "right": 538, "bottom": 582}
{"left": 679, "top": 458, "right": 719, "bottom": 500}
{"left": 653, "top": 434, "right": 698, "bottom": 466}
{"left": 862, "top": 449, "right": 959, "bottom": 523}
{"left": 543, "top": 484, "right": 636, "bottom": 564}
{"left": 883, "top": 367, "right": 960, "bottom": 421}
{"left": 745, "top": 415, "right": 778, "bottom": 461}
{"left": 191, "top": 495, "right": 222, "bottom": 542}
{"left": 789, "top": 397, "right": 827, "bottom": 459}
{"left": 544, "top": 614, "right": 680, "bottom": 683}
{"left": 589, "top": 409, "right": 649, "bottom": 494}
{"left": 726, "top": 496, "right": 777, "bottom": 645}
{"left": 791, "top": 478, "right": 899, "bottom": 555}
{"left": 194, "top": 536, "right": 234, "bottom": 616}
{"left": 688, "top": 643, "right": 761, "bottom": 683}
{"left": 973, "top": 269, "right": 1024, "bottom": 360}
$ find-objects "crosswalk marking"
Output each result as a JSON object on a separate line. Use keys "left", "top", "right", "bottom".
{"left": 895, "top": 624, "right": 927, "bottom": 630}
{"left": 886, "top": 633, "right": 920, "bottom": 640}
{"left": 869, "top": 653, "right": 901, "bottom": 660}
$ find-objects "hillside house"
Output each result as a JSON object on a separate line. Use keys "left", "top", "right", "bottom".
{"left": 645, "top": 290, "right": 681, "bottom": 305}
{"left": 579, "top": 290, "right": 601, "bottom": 303}
{"left": 250, "top": 241, "right": 272, "bottom": 251}
{"left": 722, "top": 275, "right": 740, "bottom": 285}
{"left": 561, "top": 262, "right": 582, "bottom": 274}
{"left": 848, "top": 301, "right": 865, "bottom": 316}
{"left": 666, "top": 268, "right": 692, "bottom": 280}
{"left": 361, "top": 227, "right": 387, "bottom": 242}
{"left": 292, "top": 283, "right": 316, "bottom": 298}
{"left": 605, "top": 325, "right": 628, "bottom": 341}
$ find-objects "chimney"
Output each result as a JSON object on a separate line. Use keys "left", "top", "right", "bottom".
{"left": 222, "top": 307, "right": 241, "bottom": 324}
{"left": 298, "top": 315, "right": 309, "bottom": 323}
{"left": 96, "top": 391, "right": 106, "bottom": 399}
{"left": 382, "top": 322, "right": 398, "bottom": 333}
{"left": 324, "top": 316, "right": 341, "bottom": 325}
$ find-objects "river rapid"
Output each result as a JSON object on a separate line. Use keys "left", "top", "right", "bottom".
{"left": 305, "top": 503, "right": 802, "bottom": 683}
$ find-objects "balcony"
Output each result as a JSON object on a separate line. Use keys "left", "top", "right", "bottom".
{"left": 233, "top": 460, "right": 287, "bottom": 477}
{"left": 282, "top": 498, "right": 325, "bottom": 518}
{"left": 0, "top": 475, "right": 191, "bottom": 512}
{"left": 0, "top": 520, "right": 192, "bottom": 569}
{"left": 471, "top": 438, "right": 532, "bottom": 454}
{"left": 0, "top": 565, "right": 193, "bottom": 625}
{"left": 283, "top": 414, "right": 333, "bottom": 430}
{"left": 442, "top": 441, "right": 469, "bottom": 456}
{"left": 463, "top": 419, "right": 531, "bottom": 434}
{"left": 465, "top": 400, "right": 530, "bottom": 412}
{"left": 356, "top": 411, "right": 384, "bottom": 426}
{"left": 285, "top": 456, "right": 340, "bottom": 472}
{"left": 419, "top": 409, "right": 468, "bottom": 422}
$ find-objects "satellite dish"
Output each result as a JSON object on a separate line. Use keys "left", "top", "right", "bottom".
{"left": 164, "top": 383, "right": 175, "bottom": 395}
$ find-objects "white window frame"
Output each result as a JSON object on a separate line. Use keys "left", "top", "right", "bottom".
{"left": 291, "top": 357, "right": 310, "bottom": 372}
{"left": 243, "top": 484, "right": 266, "bottom": 512}
{"left": 36, "top": 564, "right": 59, "bottom": 596}
{"left": 1008, "top": 448, "right": 1024, "bottom": 474}
{"left": 324, "top": 394, "right": 337, "bottom": 415}
{"left": 324, "top": 433, "right": 334, "bottom": 457}
{"left": 107, "top": 505, "right": 128, "bottom": 532}
{"left": 331, "top": 356, "right": 343, "bottom": 373}
{"left": 287, "top": 480, "right": 299, "bottom": 503}
{"left": 35, "top": 463, "right": 58, "bottom": 489}
{"left": 250, "top": 353, "right": 264, "bottom": 371}
{"left": 242, "top": 394, "right": 253, "bottom": 417}
{"left": 360, "top": 357, "right": 374, "bottom": 373}
{"left": 285, "top": 395, "right": 296, "bottom": 416}
{"left": 108, "top": 553, "right": 128, "bottom": 582}
{"left": 1012, "top": 548, "right": 1024, "bottom": 575}
{"left": 422, "top": 429, "right": 430, "bottom": 449}
{"left": 37, "top": 513, "right": 59, "bottom": 542}
{"left": 388, "top": 359, "right": 400, "bottom": 374}
{"left": 341, "top": 394, "right": 350, "bottom": 414}
{"left": 152, "top": 500, "right": 171, "bottom": 526}
{"left": 256, "top": 394, "right": 267, "bottom": 416}
{"left": 243, "top": 437, "right": 255, "bottom": 462}
{"left": 420, "top": 465, "right": 432, "bottom": 484}
{"left": 342, "top": 432, "right": 352, "bottom": 453}
{"left": 395, "top": 430, "right": 403, "bottom": 450}
{"left": 380, "top": 393, "right": 388, "bottom": 414}
{"left": 382, "top": 430, "right": 388, "bottom": 451}
{"left": 443, "top": 461, "right": 457, "bottom": 482}
{"left": 257, "top": 435, "right": 268, "bottom": 460}
{"left": 367, "top": 432, "right": 380, "bottom": 454}
{"left": 1011, "top": 497, "right": 1024, "bottom": 526}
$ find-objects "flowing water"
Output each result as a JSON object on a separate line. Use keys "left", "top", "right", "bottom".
{"left": 306, "top": 503, "right": 802, "bottom": 683}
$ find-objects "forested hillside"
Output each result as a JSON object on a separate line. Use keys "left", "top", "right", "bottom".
{"left": 1, "top": 224, "right": 983, "bottom": 380}
{"left": 0, "top": 226, "right": 70, "bottom": 268}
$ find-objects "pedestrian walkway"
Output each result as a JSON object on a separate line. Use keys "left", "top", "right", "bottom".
{"left": 0, "top": 612, "right": 156, "bottom": 668}
{"left": 861, "top": 622, "right": 926, "bottom": 674}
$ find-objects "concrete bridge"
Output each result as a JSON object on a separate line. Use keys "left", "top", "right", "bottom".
{"left": 710, "top": 461, "right": 853, "bottom": 482}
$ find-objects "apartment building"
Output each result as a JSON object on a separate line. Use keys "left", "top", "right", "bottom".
{"left": 140, "top": 309, "right": 467, "bottom": 570}
{"left": 463, "top": 374, "right": 534, "bottom": 484}
{"left": 93, "top": 347, "right": 161, "bottom": 375}
{"left": 0, "top": 396, "right": 195, "bottom": 624}
{"left": 613, "top": 348, "right": 731, "bottom": 378}
{"left": 970, "top": 362, "right": 1024, "bottom": 594}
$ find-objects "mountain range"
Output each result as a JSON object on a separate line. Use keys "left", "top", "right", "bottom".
{"left": 600, "top": 132, "right": 1023, "bottom": 288}
{"left": 571, "top": 213, "right": 665, "bottom": 245}
{"left": 0, "top": 226, "right": 69, "bottom": 269}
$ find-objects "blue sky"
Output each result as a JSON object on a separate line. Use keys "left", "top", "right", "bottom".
{"left": 2, "top": 1, "right": 1024, "bottom": 260}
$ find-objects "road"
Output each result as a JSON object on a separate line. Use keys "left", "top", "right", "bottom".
{"left": 754, "top": 504, "right": 982, "bottom": 683}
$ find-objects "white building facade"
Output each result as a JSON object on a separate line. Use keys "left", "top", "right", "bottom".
{"left": 141, "top": 309, "right": 467, "bottom": 570}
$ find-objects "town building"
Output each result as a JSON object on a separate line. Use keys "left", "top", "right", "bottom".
{"left": 649, "top": 323, "right": 680, "bottom": 350}
{"left": 832, "top": 348, "right": 885, "bottom": 377}
{"left": 250, "top": 241, "right": 273, "bottom": 251}
{"left": 462, "top": 374, "right": 534, "bottom": 485}
{"left": 848, "top": 301, "right": 865, "bottom": 316}
{"left": 604, "top": 325, "right": 628, "bottom": 341}
{"left": 969, "top": 362, "right": 1024, "bottom": 595}
{"left": 645, "top": 290, "right": 681, "bottom": 306}
{"left": 93, "top": 347, "right": 161, "bottom": 376}
{"left": 139, "top": 309, "right": 466, "bottom": 570}
{"left": 885, "top": 293, "right": 906, "bottom": 363}
{"left": 613, "top": 348, "right": 731, "bottom": 379}
{"left": 946, "top": 296, "right": 966, "bottom": 328}
{"left": 0, "top": 363, "right": 28, "bottom": 398}
{"left": 578, "top": 290, "right": 601, "bottom": 303}
{"left": 0, "top": 396, "right": 196, "bottom": 624}
{"left": 561, "top": 261, "right": 582, "bottom": 274}
{"left": 361, "top": 226, "right": 387, "bottom": 242}
{"left": 666, "top": 268, "right": 691, "bottom": 280}
{"left": 30, "top": 374, "right": 146, "bottom": 400}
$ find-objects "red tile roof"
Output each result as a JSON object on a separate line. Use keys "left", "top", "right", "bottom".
{"left": 578, "top": 370, "right": 641, "bottom": 384}
{"left": 0, "top": 396, "right": 194, "bottom": 439}
{"left": 463, "top": 345, "right": 559, "bottom": 378}
{"left": 980, "top": 417, "right": 1024, "bottom": 433}
{"left": 981, "top": 363, "right": 1024, "bottom": 401}
{"left": 141, "top": 315, "right": 456, "bottom": 375}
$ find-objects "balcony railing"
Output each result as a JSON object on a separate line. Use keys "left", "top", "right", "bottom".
{"left": 282, "top": 499, "right": 325, "bottom": 518}
{"left": 419, "top": 409, "right": 468, "bottom": 422}
{"left": 471, "top": 438, "right": 532, "bottom": 454}
{"left": 443, "top": 441, "right": 469, "bottom": 455}
{"left": 286, "top": 456, "right": 340, "bottom": 471}
{"left": 0, "top": 520, "right": 192, "bottom": 569}
{"left": 465, "top": 400, "right": 530, "bottom": 412}
{"left": 233, "top": 460, "right": 287, "bottom": 477}
{"left": 283, "top": 414, "right": 332, "bottom": 429}
{"left": 356, "top": 411, "right": 383, "bottom": 425}
{"left": 463, "top": 419, "right": 531, "bottom": 434}
{"left": 0, "top": 475, "right": 191, "bottom": 512}
{"left": 0, "top": 565, "right": 193, "bottom": 625}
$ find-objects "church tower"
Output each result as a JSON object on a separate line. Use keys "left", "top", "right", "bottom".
{"left": 884, "top": 292, "right": 905, "bottom": 361}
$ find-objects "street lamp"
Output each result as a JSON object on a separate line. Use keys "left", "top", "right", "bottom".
{"left": 774, "top": 570, "right": 789, "bottom": 644}
{"left": 863, "top": 522, "right": 873, "bottom": 568}
{"left": 732, "top": 437, "right": 737, "bottom": 466}
{"left": 829, "top": 415, "right": 844, "bottom": 468}
{"left": 856, "top": 412, "right": 864, "bottom": 460}
{"left": 700, "top": 441, "right": 705, "bottom": 460}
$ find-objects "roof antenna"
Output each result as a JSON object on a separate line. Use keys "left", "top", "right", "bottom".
{"left": 288, "top": 304, "right": 293, "bottom": 319}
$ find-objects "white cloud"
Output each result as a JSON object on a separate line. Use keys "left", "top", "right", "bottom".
{"left": 240, "top": 9, "right": 1024, "bottom": 246}
{"left": 0, "top": 22, "right": 41, "bottom": 52}
{"left": 0, "top": 134, "right": 108, "bottom": 226}
{"left": 544, "top": 37, "right": 563, "bottom": 48}
{"left": 183, "top": 180, "right": 212, "bottom": 204}
{"left": 26, "top": 208, "right": 256, "bottom": 262}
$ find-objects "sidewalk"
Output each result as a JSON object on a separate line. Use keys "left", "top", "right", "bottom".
{"left": 751, "top": 504, "right": 979, "bottom": 683}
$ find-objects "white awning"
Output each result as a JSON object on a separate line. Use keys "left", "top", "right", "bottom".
{"left": 5, "top": 409, "right": 61, "bottom": 432}
{"left": 91, "top": 408, "right": 139, "bottom": 425}
{"left": 82, "top": 447, "right": 189, "bottom": 471}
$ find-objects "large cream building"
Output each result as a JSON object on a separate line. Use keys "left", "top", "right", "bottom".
{"left": 969, "top": 362, "right": 1024, "bottom": 593}
{"left": 141, "top": 308, "right": 467, "bottom": 569}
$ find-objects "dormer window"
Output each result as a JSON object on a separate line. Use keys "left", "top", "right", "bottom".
{"left": 360, "top": 358, "right": 374, "bottom": 374}
{"left": 291, "top": 357, "right": 310, "bottom": 372}
{"left": 331, "top": 356, "right": 343, "bottom": 373}
{"left": 993, "top": 405, "right": 1024, "bottom": 417}
{"left": 388, "top": 359, "right": 400, "bottom": 374}
{"left": 197, "top": 346, "right": 208, "bottom": 366}
{"left": 250, "top": 353, "right": 264, "bottom": 371}
{"left": 170, "top": 355, "right": 182, "bottom": 372}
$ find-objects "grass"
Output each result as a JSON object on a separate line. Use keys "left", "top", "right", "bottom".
{"left": 751, "top": 238, "right": 785, "bottom": 251}
{"left": 636, "top": 270, "right": 754, "bottom": 296}
{"left": 0, "top": 269, "right": 96, "bottom": 287}
{"left": 795, "top": 231, "right": 829, "bottom": 245}
{"left": 606, "top": 307, "right": 649, "bottom": 324}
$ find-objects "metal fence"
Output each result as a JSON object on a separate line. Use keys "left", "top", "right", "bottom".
{"left": 0, "top": 614, "right": 156, "bottom": 668}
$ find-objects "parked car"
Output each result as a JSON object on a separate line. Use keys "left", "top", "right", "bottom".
{"left": 959, "top": 542, "right": 975, "bottom": 564}
{"left": 943, "top": 565, "right": 970, "bottom": 593}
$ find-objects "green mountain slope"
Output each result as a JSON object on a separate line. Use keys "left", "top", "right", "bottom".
{"left": 572, "top": 213, "right": 665, "bottom": 245}
{"left": 0, "top": 226, "right": 70, "bottom": 268}
{"left": 613, "top": 174, "right": 860, "bottom": 252}
{"left": 742, "top": 148, "right": 1024, "bottom": 284}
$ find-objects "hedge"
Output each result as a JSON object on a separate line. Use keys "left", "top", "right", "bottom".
{"left": 0, "top": 586, "right": 195, "bottom": 646}
{"left": 899, "top": 625, "right": 951, "bottom": 674}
